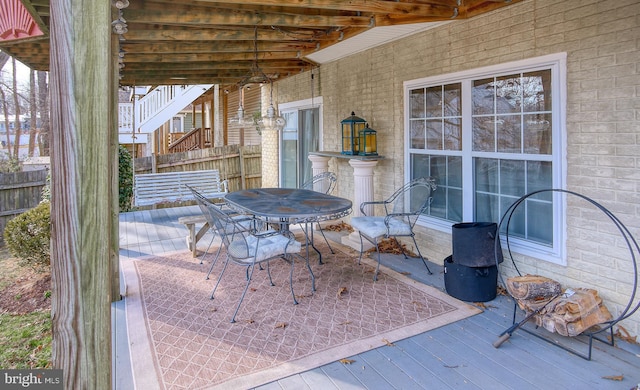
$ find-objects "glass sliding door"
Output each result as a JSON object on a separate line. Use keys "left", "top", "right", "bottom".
{"left": 280, "top": 106, "right": 320, "bottom": 188}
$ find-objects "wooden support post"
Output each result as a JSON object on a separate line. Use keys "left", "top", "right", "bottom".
{"left": 49, "top": 0, "right": 112, "bottom": 387}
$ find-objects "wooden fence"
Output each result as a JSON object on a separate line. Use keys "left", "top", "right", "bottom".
{"left": 0, "top": 169, "right": 48, "bottom": 247}
{"left": 133, "top": 144, "right": 262, "bottom": 194}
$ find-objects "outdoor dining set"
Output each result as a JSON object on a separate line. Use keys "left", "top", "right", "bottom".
{"left": 187, "top": 174, "right": 437, "bottom": 323}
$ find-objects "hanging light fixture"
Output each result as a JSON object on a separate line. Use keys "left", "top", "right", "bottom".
{"left": 229, "top": 27, "right": 285, "bottom": 132}
{"left": 257, "top": 81, "right": 286, "bottom": 132}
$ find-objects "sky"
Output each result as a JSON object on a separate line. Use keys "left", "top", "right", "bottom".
{"left": 1, "top": 58, "right": 32, "bottom": 85}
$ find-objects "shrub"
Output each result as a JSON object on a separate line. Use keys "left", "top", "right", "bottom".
{"left": 3, "top": 201, "right": 51, "bottom": 271}
{"left": 119, "top": 145, "right": 133, "bottom": 212}
{"left": 0, "top": 154, "right": 20, "bottom": 173}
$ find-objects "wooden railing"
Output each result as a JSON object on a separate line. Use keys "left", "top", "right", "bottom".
{"left": 168, "top": 127, "right": 211, "bottom": 153}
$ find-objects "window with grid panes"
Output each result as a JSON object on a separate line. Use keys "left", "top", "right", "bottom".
{"left": 404, "top": 54, "right": 567, "bottom": 264}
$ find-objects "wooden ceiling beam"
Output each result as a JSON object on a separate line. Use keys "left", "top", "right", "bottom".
{"left": 122, "top": 60, "right": 311, "bottom": 71}
{"left": 121, "top": 51, "right": 303, "bottom": 63}
{"left": 124, "top": 3, "right": 373, "bottom": 28}
{"left": 120, "top": 42, "right": 315, "bottom": 55}
{"left": 177, "top": 0, "right": 458, "bottom": 16}
{"left": 123, "top": 25, "right": 340, "bottom": 42}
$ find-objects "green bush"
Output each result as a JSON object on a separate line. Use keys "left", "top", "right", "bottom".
{"left": 119, "top": 145, "right": 133, "bottom": 212}
{"left": 3, "top": 201, "right": 51, "bottom": 272}
{"left": 0, "top": 154, "right": 20, "bottom": 173}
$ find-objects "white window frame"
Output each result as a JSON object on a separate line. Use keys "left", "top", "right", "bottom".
{"left": 404, "top": 53, "right": 568, "bottom": 265}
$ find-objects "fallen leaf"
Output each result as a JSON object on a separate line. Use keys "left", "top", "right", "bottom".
{"left": 337, "top": 287, "right": 348, "bottom": 299}
{"left": 399, "top": 271, "right": 411, "bottom": 276}
{"left": 602, "top": 374, "right": 623, "bottom": 381}
{"left": 475, "top": 302, "right": 487, "bottom": 309}
{"left": 382, "top": 339, "right": 395, "bottom": 347}
{"left": 250, "top": 287, "right": 258, "bottom": 292}
{"left": 245, "top": 319, "right": 255, "bottom": 324}
{"left": 339, "top": 321, "right": 352, "bottom": 325}
{"left": 275, "top": 322, "right": 287, "bottom": 329}
{"left": 614, "top": 325, "right": 638, "bottom": 345}
{"left": 325, "top": 222, "right": 354, "bottom": 233}
{"left": 339, "top": 358, "right": 355, "bottom": 364}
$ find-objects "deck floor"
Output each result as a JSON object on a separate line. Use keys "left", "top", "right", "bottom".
{"left": 115, "top": 206, "right": 640, "bottom": 390}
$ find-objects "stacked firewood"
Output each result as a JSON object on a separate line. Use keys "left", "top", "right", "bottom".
{"left": 506, "top": 275, "right": 613, "bottom": 337}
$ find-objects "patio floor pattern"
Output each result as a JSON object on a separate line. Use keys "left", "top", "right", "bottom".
{"left": 115, "top": 206, "right": 640, "bottom": 390}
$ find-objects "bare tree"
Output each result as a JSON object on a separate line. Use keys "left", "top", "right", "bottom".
{"left": 11, "top": 57, "right": 21, "bottom": 160}
{"left": 28, "top": 69, "right": 37, "bottom": 156}
{"left": 37, "top": 71, "right": 50, "bottom": 156}
{"left": 0, "top": 86, "right": 11, "bottom": 156}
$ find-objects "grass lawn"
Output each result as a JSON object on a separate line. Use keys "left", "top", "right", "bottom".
{"left": 0, "top": 248, "right": 52, "bottom": 369}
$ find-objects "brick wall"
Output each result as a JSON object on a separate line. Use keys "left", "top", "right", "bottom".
{"left": 272, "top": 0, "right": 640, "bottom": 336}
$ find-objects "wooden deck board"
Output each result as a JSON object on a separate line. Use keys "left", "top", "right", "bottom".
{"left": 117, "top": 206, "right": 640, "bottom": 390}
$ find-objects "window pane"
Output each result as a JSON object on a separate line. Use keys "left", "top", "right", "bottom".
{"left": 495, "top": 74, "right": 522, "bottom": 114}
{"left": 500, "top": 160, "right": 525, "bottom": 196}
{"left": 410, "top": 89, "right": 425, "bottom": 118}
{"left": 444, "top": 117, "right": 461, "bottom": 151}
{"left": 426, "top": 119, "right": 443, "bottom": 150}
{"left": 524, "top": 113, "right": 552, "bottom": 154}
{"left": 475, "top": 192, "right": 499, "bottom": 222}
{"left": 411, "top": 154, "right": 430, "bottom": 179}
{"left": 410, "top": 120, "right": 425, "bottom": 149}
{"left": 444, "top": 84, "right": 461, "bottom": 116}
{"left": 475, "top": 158, "right": 498, "bottom": 193}
{"left": 500, "top": 196, "right": 525, "bottom": 237}
{"left": 497, "top": 115, "right": 522, "bottom": 153}
{"left": 473, "top": 117, "right": 495, "bottom": 151}
{"left": 411, "top": 154, "right": 462, "bottom": 222}
{"left": 527, "top": 200, "right": 553, "bottom": 245}
{"left": 523, "top": 70, "right": 552, "bottom": 112}
{"left": 473, "top": 78, "right": 494, "bottom": 115}
{"left": 426, "top": 86, "right": 442, "bottom": 118}
{"left": 526, "top": 161, "right": 552, "bottom": 200}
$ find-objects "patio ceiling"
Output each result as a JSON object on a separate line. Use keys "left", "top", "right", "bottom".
{"left": 0, "top": 0, "right": 523, "bottom": 88}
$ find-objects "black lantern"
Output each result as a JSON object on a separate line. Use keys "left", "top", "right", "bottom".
{"left": 358, "top": 124, "right": 378, "bottom": 156}
{"left": 341, "top": 112, "right": 366, "bottom": 155}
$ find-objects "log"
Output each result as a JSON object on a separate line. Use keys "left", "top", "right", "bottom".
{"left": 531, "top": 288, "right": 613, "bottom": 337}
{"left": 506, "top": 274, "right": 562, "bottom": 300}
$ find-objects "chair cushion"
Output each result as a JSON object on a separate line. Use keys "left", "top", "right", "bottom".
{"left": 350, "top": 216, "right": 412, "bottom": 238}
{"left": 229, "top": 232, "right": 301, "bottom": 264}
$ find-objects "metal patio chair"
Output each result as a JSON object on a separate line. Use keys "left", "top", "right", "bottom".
{"left": 193, "top": 191, "right": 312, "bottom": 323}
{"left": 350, "top": 177, "right": 437, "bottom": 281}
{"left": 187, "top": 185, "right": 257, "bottom": 280}
{"left": 300, "top": 171, "right": 338, "bottom": 254}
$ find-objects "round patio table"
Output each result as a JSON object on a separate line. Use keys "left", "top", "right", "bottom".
{"left": 224, "top": 188, "right": 352, "bottom": 224}
{"left": 225, "top": 188, "right": 352, "bottom": 263}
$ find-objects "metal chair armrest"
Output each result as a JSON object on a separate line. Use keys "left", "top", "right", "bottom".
{"left": 359, "top": 200, "right": 387, "bottom": 216}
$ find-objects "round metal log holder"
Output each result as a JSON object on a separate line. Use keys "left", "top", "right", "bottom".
{"left": 496, "top": 188, "right": 640, "bottom": 360}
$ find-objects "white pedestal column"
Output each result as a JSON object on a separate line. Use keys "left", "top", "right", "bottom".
{"left": 342, "top": 159, "right": 379, "bottom": 251}
{"left": 308, "top": 155, "right": 331, "bottom": 193}
{"left": 308, "top": 154, "right": 330, "bottom": 176}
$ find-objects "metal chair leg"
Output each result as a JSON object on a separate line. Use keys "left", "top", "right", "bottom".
{"left": 288, "top": 256, "right": 298, "bottom": 305}
{"left": 210, "top": 257, "right": 230, "bottom": 300}
{"left": 411, "top": 236, "right": 433, "bottom": 275}
{"left": 316, "top": 222, "right": 335, "bottom": 254}
{"left": 230, "top": 264, "right": 256, "bottom": 323}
